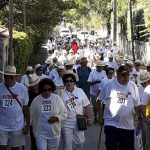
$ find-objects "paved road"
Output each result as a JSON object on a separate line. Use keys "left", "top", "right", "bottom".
{"left": 83, "top": 124, "right": 106, "bottom": 150}
{"left": 24, "top": 124, "right": 106, "bottom": 150}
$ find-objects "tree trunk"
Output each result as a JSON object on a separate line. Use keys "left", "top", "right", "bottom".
{"left": 113, "top": 0, "right": 117, "bottom": 42}
{"left": 8, "top": 0, "right": 14, "bottom": 66}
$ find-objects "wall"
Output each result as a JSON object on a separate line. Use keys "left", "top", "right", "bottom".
{"left": 118, "top": 33, "right": 150, "bottom": 64}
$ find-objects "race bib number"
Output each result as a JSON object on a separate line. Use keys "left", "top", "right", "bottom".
{"left": 117, "top": 93, "right": 127, "bottom": 106}
{"left": 42, "top": 101, "right": 51, "bottom": 112}
{"left": 3, "top": 99, "right": 13, "bottom": 107}
{"left": 66, "top": 98, "right": 77, "bottom": 111}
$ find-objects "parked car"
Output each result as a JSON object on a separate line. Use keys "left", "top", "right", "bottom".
{"left": 59, "top": 28, "right": 71, "bottom": 38}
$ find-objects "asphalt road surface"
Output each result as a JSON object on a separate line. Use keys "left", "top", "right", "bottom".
{"left": 83, "top": 124, "right": 106, "bottom": 150}
{"left": 24, "top": 124, "right": 106, "bottom": 150}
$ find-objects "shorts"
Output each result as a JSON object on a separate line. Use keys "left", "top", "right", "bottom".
{"left": 0, "top": 130, "right": 25, "bottom": 147}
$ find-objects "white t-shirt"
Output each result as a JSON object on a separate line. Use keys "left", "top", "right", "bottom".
{"left": 21, "top": 74, "right": 29, "bottom": 87}
{"left": 88, "top": 70, "right": 106, "bottom": 96}
{"left": 130, "top": 68, "right": 141, "bottom": 86}
{"left": 141, "top": 85, "right": 150, "bottom": 105}
{"left": 98, "top": 79, "right": 140, "bottom": 130}
{"left": 38, "top": 74, "right": 49, "bottom": 80}
{"left": 99, "top": 77, "right": 114, "bottom": 91}
{"left": 0, "top": 82, "right": 29, "bottom": 131}
{"left": 61, "top": 87, "right": 90, "bottom": 128}
{"left": 53, "top": 77, "right": 64, "bottom": 96}
{"left": 138, "top": 85, "right": 144, "bottom": 102}
{"left": 38, "top": 95, "right": 56, "bottom": 139}
{"left": 105, "top": 61, "right": 118, "bottom": 70}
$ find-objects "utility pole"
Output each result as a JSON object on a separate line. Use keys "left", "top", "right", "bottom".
{"left": 113, "top": 0, "right": 117, "bottom": 42}
{"left": 129, "top": 0, "right": 135, "bottom": 62}
{"left": 23, "top": 0, "right": 27, "bottom": 32}
{"left": 8, "top": 0, "right": 14, "bottom": 65}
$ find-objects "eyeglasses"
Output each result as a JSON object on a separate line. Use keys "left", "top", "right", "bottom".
{"left": 64, "top": 79, "right": 74, "bottom": 83}
{"left": 4, "top": 75, "right": 15, "bottom": 79}
{"left": 42, "top": 88, "right": 52, "bottom": 92}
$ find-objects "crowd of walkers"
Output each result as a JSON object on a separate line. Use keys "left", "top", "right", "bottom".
{"left": 0, "top": 37, "right": 150, "bottom": 150}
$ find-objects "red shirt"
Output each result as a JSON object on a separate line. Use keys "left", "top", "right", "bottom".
{"left": 71, "top": 43, "right": 79, "bottom": 53}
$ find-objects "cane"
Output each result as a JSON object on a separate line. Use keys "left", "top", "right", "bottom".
{"left": 97, "top": 125, "right": 103, "bottom": 150}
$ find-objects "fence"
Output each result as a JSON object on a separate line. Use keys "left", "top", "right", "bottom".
{"left": 118, "top": 33, "right": 150, "bottom": 64}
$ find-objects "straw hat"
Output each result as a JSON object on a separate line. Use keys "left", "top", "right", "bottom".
{"left": 26, "top": 73, "right": 40, "bottom": 87}
{"left": 34, "top": 64, "right": 43, "bottom": 72}
{"left": 0, "top": 65, "right": 19, "bottom": 75}
{"left": 126, "top": 60, "right": 134, "bottom": 67}
{"left": 65, "top": 60, "right": 74, "bottom": 66}
{"left": 26, "top": 66, "right": 33, "bottom": 72}
{"left": 96, "top": 61, "right": 106, "bottom": 67}
{"left": 45, "top": 59, "right": 52, "bottom": 64}
{"left": 139, "top": 70, "right": 150, "bottom": 83}
{"left": 57, "top": 65, "right": 65, "bottom": 70}
{"left": 135, "top": 60, "right": 141, "bottom": 65}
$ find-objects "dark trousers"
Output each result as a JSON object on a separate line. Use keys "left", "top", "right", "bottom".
{"left": 104, "top": 125, "right": 134, "bottom": 150}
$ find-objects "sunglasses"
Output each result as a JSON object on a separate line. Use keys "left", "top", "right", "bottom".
{"left": 42, "top": 88, "right": 52, "bottom": 92}
{"left": 4, "top": 75, "right": 15, "bottom": 79}
{"left": 65, "top": 79, "right": 74, "bottom": 83}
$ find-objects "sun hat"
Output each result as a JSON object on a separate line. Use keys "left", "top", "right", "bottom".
{"left": 134, "top": 60, "right": 141, "bottom": 65}
{"left": 0, "top": 65, "right": 19, "bottom": 75}
{"left": 65, "top": 60, "right": 74, "bottom": 66}
{"left": 57, "top": 65, "right": 65, "bottom": 70}
{"left": 96, "top": 61, "right": 106, "bottom": 67}
{"left": 26, "top": 66, "right": 33, "bottom": 72}
{"left": 123, "top": 55, "right": 129, "bottom": 61}
{"left": 45, "top": 59, "right": 52, "bottom": 64}
{"left": 26, "top": 73, "right": 40, "bottom": 87}
{"left": 34, "top": 64, "right": 43, "bottom": 72}
{"left": 139, "top": 70, "right": 150, "bottom": 83}
{"left": 126, "top": 60, "right": 134, "bottom": 67}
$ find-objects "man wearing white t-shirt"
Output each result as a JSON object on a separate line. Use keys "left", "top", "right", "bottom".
{"left": 88, "top": 61, "right": 106, "bottom": 123}
{"left": 98, "top": 65, "right": 141, "bottom": 150}
{"left": 105, "top": 53, "right": 118, "bottom": 71}
{"left": 0, "top": 65, "right": 29, "bottom": 150}
{"left": 99, "top": 67, "right": 114, "bottom": 92}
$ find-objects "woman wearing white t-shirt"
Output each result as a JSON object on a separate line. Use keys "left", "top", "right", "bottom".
{"left": 61, "top": 71, "right": 93, "bottom": 150}
{"left": 30, "top": 78, "right": 67, "bottom": 150}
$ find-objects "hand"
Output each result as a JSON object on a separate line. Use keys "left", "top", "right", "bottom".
{"left": 22, "top": 125, "right": 30, "bottom": 135}
{"left": 87, "top": 118, "right": 93, "bottom": 127}
{"left": 48, "top": 116, "right": 59, "bottom": 124}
